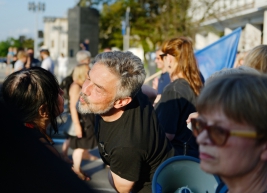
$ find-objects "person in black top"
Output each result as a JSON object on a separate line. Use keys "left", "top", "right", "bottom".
{"left": 1, "top": 67, "right": 64, "bottom": 156}
{"left": 0, "top": 97, "right": 97, "bottom": 193}
{"left": 155, "top": 37, "right": 203, "bottom": 158}
{"left": 78, "top": 51, "right": 174, "bottom": 193}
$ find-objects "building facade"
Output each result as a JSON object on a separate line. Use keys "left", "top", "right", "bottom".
{"left": 194, "top": 0, "right": 267, "bottom": 52}
{"left": 43, "top": 17, "right": 68, "bottom": 60}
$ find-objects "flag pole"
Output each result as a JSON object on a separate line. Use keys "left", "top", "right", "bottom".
{"left": 144, "top": 70, "right": 162, "bottom": 84}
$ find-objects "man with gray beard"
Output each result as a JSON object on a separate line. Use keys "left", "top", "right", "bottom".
{"left": 78, "top": 51, "right": 174, "bottom": 193}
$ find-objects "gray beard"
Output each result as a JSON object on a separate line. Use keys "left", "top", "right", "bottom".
{"left": 78, "top": 100, "right": 114, "bottom": 115}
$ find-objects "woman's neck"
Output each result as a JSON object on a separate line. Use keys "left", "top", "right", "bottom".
{"left": 171, "top": 72, "right": 184, "bottom": 82}
{"left": 222, "top": 164, "right": 267, "bottom": 193}
{"left": 35, "top": 118, "right": 50, "bottom": 131}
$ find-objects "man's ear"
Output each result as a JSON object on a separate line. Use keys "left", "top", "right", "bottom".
{"left": 260, "top": 143, "right": 267, "bottom": 161}
{"left": 38, "top": 104, "right": 49, "bottom": 118}
{"left": 113, "top": 97, "right": 132, "bottom": 109}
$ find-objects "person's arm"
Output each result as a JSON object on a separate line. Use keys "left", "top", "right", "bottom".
{"left": 108, "top": 170, "right": 134, "bottom": 193}
{"left": 141, "top": 84, "right": 157, "bottom": 104}
{"left": 25, "top": 57, "right": 31, "bottom": 69}
{"left": 69, "top": 83, "right": 83, "bottom": 138}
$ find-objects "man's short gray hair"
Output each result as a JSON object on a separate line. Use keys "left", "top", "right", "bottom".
{"left": 76, "top": 50, "right": 91, "bottom": 63}
{"left": 93, "top": 51, "right": 146, "bottom": 99}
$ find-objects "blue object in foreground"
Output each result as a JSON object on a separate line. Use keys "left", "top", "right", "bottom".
{"left": 195, "top": 27, "right": 242, "bottom": 80}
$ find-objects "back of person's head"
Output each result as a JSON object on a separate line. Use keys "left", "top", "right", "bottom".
{"left": 205, "top": 66, "right": 260, "bottom": 85}
{"left": 76, "top": 50, "right": 91, "bottom": 64}
{"left": 93, "top": 51, "right": 146, "bottom": 99}
{"left": 1, "top": 67, "right": 60, "bottom": 133}
{"left": 40, "top": 49, "right": 50, "bottom": 56}
{"left": 161, "top": 37, "right": 203, "bottom": 95}
{"left": 17, "top": 50, "right": 28, "bottom": 60}
{"left": 197, "top": 73, "right": 267, "bottom": 143}
{"left": 244, "top": 45, "right": 267, "bottom": 73}
{"left": 72, "top": 64, "right": 89, "bottom": 85}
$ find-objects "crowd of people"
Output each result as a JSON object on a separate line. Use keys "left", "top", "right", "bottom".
{"left": 1, "top": 38, "right": 267, "bottom": 193}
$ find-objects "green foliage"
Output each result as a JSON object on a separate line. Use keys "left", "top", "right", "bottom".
{"left": 0, "top": 37, "right": 34, "bottom": 57}
{"left": 0, "top": 40, "right": 10, "bottom": 57}
{"left": 98, "top": 0, "right": 219, "bottom": 52}
{"left": 77, "top": 0, "right": 110, "bottom": 7}
{"left": 22, "top": 38, "right": 34, "bottom": 49}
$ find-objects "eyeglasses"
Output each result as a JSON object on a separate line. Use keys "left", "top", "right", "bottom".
{"left": 99, "top": 142, "right": 108, "bottom": 157}
{"left": 159, "top": 53, "right": 168, "bottom": 60}
{"left": 191, "top": 118, "right": 258, "bottom": 146}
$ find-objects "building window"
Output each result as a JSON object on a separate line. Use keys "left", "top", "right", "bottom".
{"left": 51, "top": 40, "right": 54, "bottom": 48}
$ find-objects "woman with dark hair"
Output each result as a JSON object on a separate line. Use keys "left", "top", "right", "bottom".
{"left": 155, "top": 37, "right": 203, "bottom": 158}
{"left": 1, "top": 67, "right": 64, "bottom": 155}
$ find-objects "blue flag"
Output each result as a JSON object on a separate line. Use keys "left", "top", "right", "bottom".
{"left": 195, "top": 27, "right": 242, "bottom": 80}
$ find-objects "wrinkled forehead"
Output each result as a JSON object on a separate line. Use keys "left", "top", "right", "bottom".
{"left": 90, "top": 63, "right": 120, "bottom": 88}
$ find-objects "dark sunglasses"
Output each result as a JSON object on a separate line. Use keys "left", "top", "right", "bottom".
{"left": 191, "top": 118, "right": 258, "bottom": 146}
{"left": 159, "top": 53, "right": 168, "bottom": 60}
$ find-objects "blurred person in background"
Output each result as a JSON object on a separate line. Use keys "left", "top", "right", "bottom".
{"left": 243, "top": 44, "right": 267, "bottom": 73}
{"left": 14, "top": 50, "right": 28, "bottom": 72}
{"left": 152, "top": 48, "right": 171, "bottom": 105}
{"left": 25, "top": 48, "right": 40, "bottom": 68}
{"left": 5, "top": 47, "right": 14, "bottom": 75}
{"left": 61, "top": 50, "right": 92, "bottom": 163}
{"left": 69, "top": 63, "right": 98, "bottom": 181}
{"left": 155, "top": 37, "right": 203, "bottom": 158}
{"left": 40, "top": 49, "right": 54, "bottom": 74}
{"left": 57, "top": 53, "right": 69, "bottom": 83}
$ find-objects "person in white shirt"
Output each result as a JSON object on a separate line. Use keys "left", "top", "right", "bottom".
{"left": 57, "top": 53, "right": 68, "bottom": 83}
{"left": 40, "top": 49, "right": 55, "bottom": 74}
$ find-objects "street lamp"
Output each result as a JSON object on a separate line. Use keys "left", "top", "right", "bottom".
{"left": 28, "top": 2, "right": 45, "bottom": 58}
{"left": 123, "top": 7, "right": 130, "bottom": 51}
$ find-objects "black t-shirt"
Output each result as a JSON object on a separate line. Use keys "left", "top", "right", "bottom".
{"left": 95, "top": 91, "right": 174, "bottom": 193}
{"left": 155, "top": 79, "right": 199, "bottom": 157}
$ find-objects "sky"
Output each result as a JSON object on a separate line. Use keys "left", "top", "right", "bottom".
{"left": 0, "top": 0, "right": 80, "bottom": 41}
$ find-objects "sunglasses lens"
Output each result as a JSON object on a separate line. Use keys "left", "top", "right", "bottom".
{"left": 208, "top": 126, "right": 228, "bottom": 146}
{"left": 192, "top": 119, "right": 203, "bottom": 137}
{"left": 192, "top": 119, "right": 229, "bottom": 146}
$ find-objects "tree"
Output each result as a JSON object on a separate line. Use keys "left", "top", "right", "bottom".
{"left": 0, "top": 37, "right": 34, "bottom": 57}
{"left": 76, "top": 0, "right": 110, "bottom": 7}
{"left": 98, "top": 0, "right": 220, "bottom": 52}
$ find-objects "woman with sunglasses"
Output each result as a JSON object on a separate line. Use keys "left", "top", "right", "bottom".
{"left": 192, "top": 73, "right": 267, "bottom": 193}
{"left": 155, "top": 37, "right": 203, "bottom": 158}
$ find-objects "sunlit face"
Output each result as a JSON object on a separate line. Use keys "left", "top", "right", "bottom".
{"left": 197, "top": 109, "right": 263, "bottom": 178}
{"left": 56, "top": 88, "right": 64, "bottom": 116}
{"left": 78, "top": 63, "right": 118, "bottom": 115}
{"left": 155, "top": 50, "right": 164, "bottom": 70}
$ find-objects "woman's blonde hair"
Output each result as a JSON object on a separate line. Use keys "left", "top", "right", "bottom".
{"left": 244, "top": 45, "right": 267, "bottom": 73}
{"left": 17, "top": 50, "right": 28, "bottom": 60}
{"left": 72, "top": 64, "right": 89, "bottom": 85}
{"left": 161, "top": 37, "right": 203, "bottom": 95}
